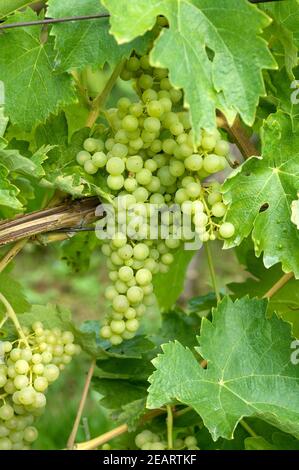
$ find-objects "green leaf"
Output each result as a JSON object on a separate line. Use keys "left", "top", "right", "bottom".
{"left": 0, "top": 273, "right": 30, "bottom": 316}
{"left": 229, "top": 244, "right": 299, "bottom": 329}
{"left": 0, "top": 164, "right": 22, "bottom": 210}
{"left": 153, "top": 247, "right": 195, "bottom": 311}
{"left": 261, "top": 0, "right": 299, "bottom": 77}
{"left": 155, "top": 310, "right": 202, "bottom": 350}
{"left": 244, "top": 436, "right": 276, "bottom": 450}
{"left": 0, "top": 108, "right": 8, "bottom": 137}
{"left": 117, "top": 398, "right": 147, "bottom": 431}
{"left": 103, "top": 0, "right": 276, "bottom": 138}
{"left": 148, "top": 296, "right": 299, "bottom": 441}
{"left": 0, "top": 10, "right": 75, "bottom": 130}
{"left": 0, "top": 147, "right": 48, "bottom": 178}
{"left": 266, "top": 68, "right": 299, "bottom": 125}
{"left": 187, "top": 292, "right": 217, "bottom": 314}
{"left": 92, "top": 378, "right": 147, "bottom": 410}
{"left": 223, "top": 111, "right": 299, "bottom": 277}
{"left": 47, "top": 0, "right": 152, "bottom": 72}
{"left": 0, "top": 0, "right": 33, "bottom": 18}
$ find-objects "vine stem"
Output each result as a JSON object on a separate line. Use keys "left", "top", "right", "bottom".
{"left": 166, "top": 405, "right": 174, "bottom": 450}
{"left": 240, "top": 419, "right": 258, "bottom": 438}
{"left": 0, "top": 238, "right": 28, "bottom": 274}
{"left": 0, "top": 292, "right": 29, "bottom": 348}
{"left": 67, "top": 359, "right": 96, "bottom": 449}
{"left": 217, "top": 113, "right": 258, "bottom": 159}
{"left": 74, "top": 409, "right": 164, "bottom": 450}
{"left": 205, "top": 242, "right": 220, "bottom": 303}
{"left": 263, "top": 272, "right": 293, "bottom": 299}
{"left": 86, "top": 58, "right": 126, "bottom": 128}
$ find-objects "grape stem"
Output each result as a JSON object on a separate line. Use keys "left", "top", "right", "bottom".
{"left": 0, "top": 292, "right": 29, "bottom": 348}
{"left": 166, "top": 405, "right": 174, "bottom": 450}
{"left": 0, "top": 238, "right": 28, "bottom": 274}
{"left": 67, "top": 359, "right": 96, "bottom": 449}
{"left": 239, "top": 419, "right": 258, "bottom": 438}
{"left": 263, "top": 272, "right": 293, "bottom": 299}
{"left": 205, "top": 242, "right": 220, "bottom": 303}
{"left": 0, "top": 314, "right": 8, "bottom": 329}
{"left": 86, "top": 58, "right": 126, "bottom": 128}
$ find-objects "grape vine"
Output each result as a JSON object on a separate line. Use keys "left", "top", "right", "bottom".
{"left": 0, "top": 0, "right": 299, "bottom": 455}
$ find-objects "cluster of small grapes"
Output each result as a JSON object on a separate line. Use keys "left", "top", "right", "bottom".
{"left": 0, "top": 322, "right": 80, "bottom": 450}
{"left": 100, "top": 229, "right": 178, "bottom": 345}
{"left": 76, "top": 48, "right": 235, "bottom": 343}
{"left": 135, "top": 429, "right": 199, "bottom": 450}
{"left": 135, "top": 429, "right": 166, "bottom": 450}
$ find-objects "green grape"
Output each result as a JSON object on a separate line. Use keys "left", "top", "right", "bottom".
{"left": 126, "top": 155, "right": 143, "bottom": 173}
{"left": 124, "top": 177, "right": 138, "bottom": 192}
{"left": 136, "top": 168, "right": 152, "bottom": 185}
{"left": 106, "top": 157, "right": 125, "bottom": 175}
{"left": 169, "top": 122, "right": 184, "bottom": 136}
{"left": 76, "top": 150, "right": 91, "bottom": 166}
{"left": 129, "top": 102, "right": 143, "bottom": 117}
{"left": 33, "top": 377, "right": 48, "bottom": 393}
{"left": 142, "top": 89, "right": 158, "bottom": 102}
{"left": 127, "top": 286, "right": 144, "bottom": 304}
{"left": 118, "top": 266, "right": 134, "bottom": 282}
{"left": 0, "top": 404, "right": 14, "bottom": 421}
{"left": 186, "top": 182, "right": 201, "bottom": 199}
{"left": 9, "top": 349, "right": 22, "bottom": 362}
{"left": 117, "top": 97, "right": 131, "bottom": 110}
{"left": 144, "top": 159, "right": 158, "bottom": 172}
{"left": 133, "top": 243, "right": 149, "bottom": 260}
{"left": 110, "top": 335, "right": 123, "bottom": 346}
{"left": 160, "top": 77, "right": 171, "bottom": 90}
{"left": 133, "top": 187, "right": 149, "bottom": 202}
{"left": 169, "top": 88, "right": 182, "bottom": 103}
{"left": 135, "top": 268, "right": 152, "bottom": 286}
{"left": 118, "top": 245, "right": 133, "bottom": 260}
{"left": 14, "top": 375, "right": 29, "bottom": 390}
{"left": 169, "top": 160, "right": 185, "bottom": 177}
{"left": 84, "top": 160, "right": 98, "bottom": 175}
{"left": 100, "top": 326, "right": 112, "bottom": 339}
{"left": 126, "top": 56, "right": 140, "bottom": 72}
{"left": 14, "top": 360, "right": 29, "bottom": 375}
{"left": 112, "top": 295, "right": 130, "bottom": 313}
{"left": 215, "top": 139, "right": 229, "bottom": 156}
{"left": 83, "top": 138, "right": 101, "bottom": 153}
{"left": 203, "top": 154, "right": 222, "bottom": 173}
{"left": 107, "top": 175, "right": 124, "bottom": 190}
{"left": 201, "top": 135, "right": 216, "bottom": 151}
{"left": 185, "top": 435, "right": 197, "bottom": 447}
{"left": 0, "top": 438, "right": 12, "bottom": 450}
{"left": 110, "top": 320, "right": 126, "bottom": 334}
{"left": 184, "top": 154, "right": 203, "bottom": 171}
{"left": 138, "top": 74, "right": 153, "bottom": 89}
{"left": 146, "top": 100, "right": 163, "bottom": 118}
{"left": 211, "top": 202, "right": 226, "bottom": 217}
{"left": 23, "top": 426, "right": 38, "bottom": 443}
{"left": 125, "top": 319, "right": 139, "bottom": 333}
{"left": 124, "top": 308, "right": 136, "bottom": 320}
{"left": 120, "top": 69, "right": 132, "bottom": 81}
{"left": 91, "top": 151, "right": 107, "bottom": 168}
{"left": 122, "top": 115, "right": 139, "bottom": 132}
{"left": 140, "top": 55, "right": 150, "bottom": 70}
{"left": 175, "top": 188, "right": 188, "bottom": 204}
{"left": 219, "top": 222, "right": 235, "bottom": 239}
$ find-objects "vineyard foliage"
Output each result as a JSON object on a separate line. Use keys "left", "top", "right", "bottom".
{"left": 0, "top": 0, "right": 299, "bottom": 451}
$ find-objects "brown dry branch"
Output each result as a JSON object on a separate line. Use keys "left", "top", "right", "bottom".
{"left": 0, "top": 197, "right": 100, "bottom": 247}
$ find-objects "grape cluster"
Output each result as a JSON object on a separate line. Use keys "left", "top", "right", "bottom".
{"left": 76, "top": 47, "right": 235, "bottom": 344}
{"left": 0, "top": 322, "right": 80, "bottom": 450}
{"left": 135, "top": 429, "right": 166, "bottom": 450}
{"left": 135, "top": 429, "right": 199, "bottom": 450}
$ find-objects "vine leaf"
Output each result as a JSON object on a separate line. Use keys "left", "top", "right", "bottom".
{"left": 0, "top": 273, "right": 30, "bottom": 317}
{"left": 147, "top": 296, "right": 299, "bottom": 441}
{"left": 103, "top": 0, "right": 276, "bottom": 138}
{"left": 261, "top": 0, "right": 299, "bottom": 76}
{"left": 152, "top": 247, "right": 195, "bottom": 311}
{"left": 223, "top": 111, "right": 299, "bottom": 277}
{"left": 47, "top": 0, "right": 151, "bottom": 72}
{"left": 0, "top": 10, "right": 75, "bottom": 130}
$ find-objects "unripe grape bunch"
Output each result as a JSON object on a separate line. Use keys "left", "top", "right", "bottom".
{"left": 76, "top": 44, "right": 235, "bottom": 345}
{"left": 0, "top": 322, "right": 80, "bottom": 450}
{"left": 135, "top": 429, "right": 199, "bottom": 450}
